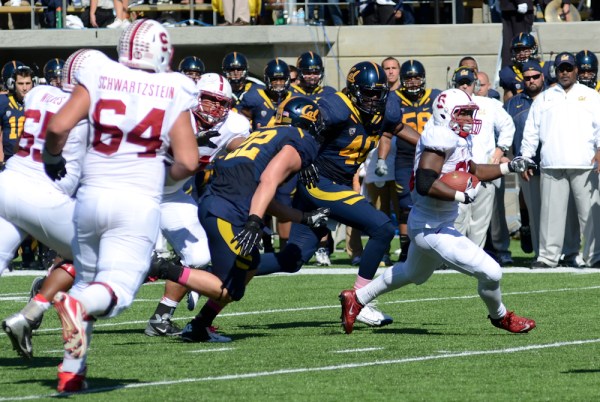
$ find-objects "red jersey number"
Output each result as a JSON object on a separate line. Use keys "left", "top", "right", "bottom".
{"left": 91, "top": 99, "right": 165, "bottom": 157}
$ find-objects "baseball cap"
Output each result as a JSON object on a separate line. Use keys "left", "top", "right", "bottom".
{"left": 452, "top": 66, "right": 476, "bottom": 86}
{"left": 554, "top": 52, "right": 576, "bottom": 68}
{"left": 521, "top": 60, "right": 543, "bottom": 74}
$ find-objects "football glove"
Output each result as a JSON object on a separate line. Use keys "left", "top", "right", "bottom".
{"left": 42, "top": 147, "right": 67, "bottom": 181}
{"left": 509, "top": 156, "right": 537, "bottom": 173}
{"left": 375, "top": 158, "right": 388, "bottom": 177}
{"left": 456, "top": 181, "right": 481, "bottom": 204}
{"left": 301, "top": 207, "right": 330, "bottom": 228}
{"left": 231, "top": 214, "right": 263, "bottom": 256}
{"left": 196, "top": 130, "right": 220, "bottom": 149}
{"left": 299, "top": 164, "right": 320, "bottom": 188}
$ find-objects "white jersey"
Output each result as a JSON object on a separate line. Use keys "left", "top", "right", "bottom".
{"left": 6, "top": 85, "right": 88, "bottom": 196}
{"left": 78, "top": 58, "right": 198, "bottom": 199}
{"left": 163, "top": 110, "right": 250, "bottom": 194}
{"left": 410, "top": 124, "right": 473, "bottom": 229}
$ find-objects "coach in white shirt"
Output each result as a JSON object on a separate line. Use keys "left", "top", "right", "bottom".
{"left": 521, "top": 52, "right": 600, "bottom": 268}
{"left": 452, "top": 67, "right": 515, "bottom": 249}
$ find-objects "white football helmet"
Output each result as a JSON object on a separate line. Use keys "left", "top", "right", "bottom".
{"left": 117, "top": 19, "right": 173, "bottom": 73}
{"left": 62, "top": 49, "right": 109, "bottom": 93}
{"left": 432, "top": 88, "right": 481, "bottom": 138}
{"left": 194, "top": 73, "right": 233, "bottom": 128}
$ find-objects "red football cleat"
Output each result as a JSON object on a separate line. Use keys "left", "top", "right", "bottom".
{"left": 57, "top": 364, "right": 87, "bottom": 393}
{"left": 53, "top": 292, "right": 88, "bottom": 358}
{"left": 339, "top": 289, "right": 364, "bottom": 334}
{"left": 489, "top": 311, "right": 536, "bottom": 333}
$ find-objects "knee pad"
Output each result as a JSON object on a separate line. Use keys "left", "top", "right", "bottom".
{"left": 88, "top": 281, "right": 118, "bottom": 318}
{"left": 278, "top": 244, "right": 304, "bottom": 273}
{"left": 54, "top": 260, "right": 76, "bottom": 279}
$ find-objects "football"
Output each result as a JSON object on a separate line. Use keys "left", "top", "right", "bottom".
{"left": 439, "top": 171, "right": 480, "bottom": 192}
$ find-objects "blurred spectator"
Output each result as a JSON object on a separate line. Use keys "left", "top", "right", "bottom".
{"left": 500, "top": 0, "right": 534, "bottom": 68}
{"left": 365, "top": 145, "right": 397, "bottom": 266}
{"left": 382, "top": 57, "right": 400, "bottom": 91}
{"left": 218, "top": 0, "right": 251, "bottom": 25}
{"left": 289, "top": 65, "right": 299, "bottom": 84}
{"left": 106, "top": 0, "right": 130, "bottom": 28}
{"left": 308, "top": 0, "right": 343, "bottom": 25}
{"left": 80, "top": 0, "right": 116, "bottom": 28}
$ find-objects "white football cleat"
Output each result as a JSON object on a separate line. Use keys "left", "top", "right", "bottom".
{"left": 356, "top": 302, "right": 393, "bottom": 327}
{"left": 315, "top": 247, "right": 331, "bottom": 266}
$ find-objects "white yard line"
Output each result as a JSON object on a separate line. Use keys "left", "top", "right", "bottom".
{"left": 1, "top": 338, "right": 598, "bottom": 401}
{"left": 187, "top": 347, "right": 235, "bottom": 353}
{"left": 334, "top": 347, "right": 384, "bottom": 353}
{"left": 1, "top": 285, "right": 599, "bottom": 337}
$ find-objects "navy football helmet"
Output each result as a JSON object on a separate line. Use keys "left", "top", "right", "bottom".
{"left": 275, "top": 96, "right": 325, "bottom": 142}
{"left": 511, "top": 32, "right": 538, "bottom": 68}
{"left": 178, "top": 56, "right": 205, "bottom": 83}
{"left": 43, "top": 58, "right": 65, "bottom": 87}
{"left": 222, "top": 52, "right": 249, "bottom": 87}
{"left": 2, "top": 60, "right": 25, "bottom": 90}
{"left": 346, "top": 61, "right": 388, "bottom": 115}
{"left": 400, "top": 59, "right": 426, "bottom": 99}
{"left": 264, "top": 58, "right": 290, "bottom": 103}
{"left": 575, "top": 50, "right": 598, "bottom": 89}
{"left": 296, "top": 51, "right": 324, "bottom": 90}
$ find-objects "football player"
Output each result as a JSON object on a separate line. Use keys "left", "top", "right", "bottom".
{"left": 43, "top": 58, "right": 65, "bottom": 88}
{"left": 498, "top": 32, "right": 553, "bottom": 102}
{"left": 575, "top": 50, "right": 599, "bottom": 91}
{"left": 375, "top": 59, "right": 441, "bottom": 262}
{"left": 153, "top": 97, "right": 330, "bottom": 342}
{"left": 257, "top": 62, "right": 414, "bottom": 328}
{"left": 178, "top": 56, "right": 205, "bottom": 84}
{"left": 1, "top": 64, "right": 35, "bottom": 163}
{"left": 290, "top": 51, "right": 336, "bottom": 100}
{"left": 41, "top": 20, "right": 199, "bottom": 393}
{"left": 144, "top": 73, "right": 251, "bottom": 339}
{"left": 0, "top": 50, "right": 99, "bottom": 360}
{"left": 339, "top": 88, "right": 537, "bottom": 335}
{"left": 235, "top": 58, "right": 293, "bottom": 130}
{"left": 221, "top": 51, "right": 264, "bottom": 105}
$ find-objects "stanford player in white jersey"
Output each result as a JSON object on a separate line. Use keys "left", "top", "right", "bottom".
{"left": 0, "top": 50, "right": 106, "bottom": 361}
{"left": 41, "top": 20, "right": 200, "bottom": 393}
{"left": 146, "top": 73, "right": 251, "bottom": 337}
{"left": 340, "top": 88, "right": 538, "bottom": 336}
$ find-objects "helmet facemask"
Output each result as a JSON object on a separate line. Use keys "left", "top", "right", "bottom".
{"left": 450, "top": 104, "right": 481, "bottom": 138}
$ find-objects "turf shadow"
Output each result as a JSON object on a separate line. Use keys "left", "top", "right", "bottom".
{"left": 0, "top": 356, "right": 59, "bottom": 369}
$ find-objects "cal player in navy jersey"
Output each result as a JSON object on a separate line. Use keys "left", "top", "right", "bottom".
{"left": 235, "top": 58, "right": 293, "bottom": 130}
{"left": 0, "top": 65, "right": 35, "bottom": 163}
{"left": 156, "top": 97, "right": 330, "bottom": 342}
{"left": 290, "top": 52, "right": 337, "bottom": 100}
{"left": 222, "top": 52, "right": 265, "bottom": 106}
{"left": 257, "top": 61, "right": 416, "bottom": 327}
{"left": 499, "top": 33, "right": 553, "bottom": 102}
{"left": 375, "top": 59, "right": 441, "bottom": 262}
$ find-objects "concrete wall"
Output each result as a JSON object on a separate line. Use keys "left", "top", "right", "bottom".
{"left": 1, "top": 21, "right": 599, "bottom": 92}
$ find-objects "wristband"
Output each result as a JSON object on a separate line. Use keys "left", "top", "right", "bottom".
{"left": 500, "top": 163, "right": 511, "bottom": 175}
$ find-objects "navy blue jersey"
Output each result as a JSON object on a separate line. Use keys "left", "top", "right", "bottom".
{"left": 204, "top": 125, "right": 319, "bottom": 222}
{"left": 234, "top": 86, "right": 292, "bottom": 130}
{"left": 504, "top": 92, "right": 540, "bottom": 173}
{"left": 290, "top": 84, "right": 337, "bottom": 100}
{"left": 499, "top": 62, "right": 554, "bottom": 96}
{"left": 232, "top": 80, "right": 264, "bottom": 106}
{"left": 394, "top": 88, "right": 441, "bottom": 168}
{"left": 314, "top": 92, "right": 398, "bottom": 186}
{"left": 0, "top": 94, "right": 26, "bottom": 161}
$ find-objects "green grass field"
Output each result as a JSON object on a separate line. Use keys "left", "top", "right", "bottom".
{"left": 1, "top": 262, "right": 600, "bottom": 401}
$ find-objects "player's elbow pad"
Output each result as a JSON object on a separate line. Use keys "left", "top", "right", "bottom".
{"left": 415, "top": 168, "right": 438, "bottom": 196}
